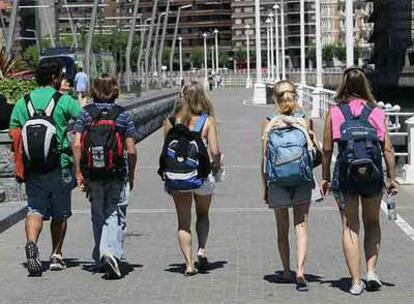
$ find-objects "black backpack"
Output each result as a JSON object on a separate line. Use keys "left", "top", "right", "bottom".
{"left": 158, "top": 114, "right": 211, "bottom": 190}
{"left": 80, "top": 104, "right": 126, "bottom": 180}
{"left": 21, "top": 92, "right": 62, "bottom": 174}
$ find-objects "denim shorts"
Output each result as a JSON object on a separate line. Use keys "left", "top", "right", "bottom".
{"left": 25, "top": 168, "right": 75, "bottom": 220}
{"left": 332, "top": 162, "right": 383, "bottom": 198}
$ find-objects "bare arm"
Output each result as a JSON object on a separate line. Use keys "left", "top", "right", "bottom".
{"left": 261, "top": 120, "right": 270, "bottom": 201}
{"left": 126, "top": 137, "right": 138, "bottom": 190}
{"left": 163, "top": 117, "right": 173, "bottom": 138}
{"left": 321, "top": 111, "right": 333, "bottom": 195}
{"left": 382, "top": 121, "right": 397, "bottom": 193}
{"left": 206, "top": 116, "right": 221, "bottom": 173}
{"left": 72, "top": 133, "right": 83, "bottom": 190}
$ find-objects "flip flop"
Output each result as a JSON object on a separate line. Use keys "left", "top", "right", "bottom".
{"left": 296, "top": 277, "right": 309, "bottom": 292}
{"left": 184, "top": 269, "right": 198, "bottom": 277}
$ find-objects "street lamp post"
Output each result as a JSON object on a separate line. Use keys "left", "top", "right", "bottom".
{"left": 211, "top": 46, "right": 215, "bottom": 75}
{"left": 273, "top": 4, "right": 280, "bottom": 81}
{"left": 126, "top": 0, "right": 140, "bottom": 92}
{"left": 203, "top": 33, "right": 208, "bottom": 89}
{"left": 169, "top": 4, "right": 192, "bottom": 86}
{"left": 245, "top": 24, "right": 252, "bottom": 89}
{"left": 269, "top": 13, "right": 275, "bottom": 81}
{"left": 266, "top": 18, "right": 271, "bottom": 81}
{"left": 178, "top": 36, "right": 183, "bottom": 85}
{"left": 280, "top": 0, "right": 286, "bottom": 80}
{"left": 144, "top": 0, "right": 158, "bottom": 90}
{"left": 298, "top": 0, "right": 306, "bottom": 106}
{"left": 214, "top": 29, "right": 219, "bottom": 75}
{"left": 345, "top": 0, "right": 354, "bottom": 67}
{"left": 85, "top": 0, "right": 100, "bottom": 77}
{"left": 158, "top": 0, "right": 171, "bottom": 87}
{"left": 152, "top": 12, "right": 166, "bottom": 78}
{"left": 137, "top": 18, "right": 151, "bottom": 84}
{"left": 315, "top": 0, "right": 323, "bottom": 88}
{"left": 252, "top": 0, "right": 266, "bottom": 104}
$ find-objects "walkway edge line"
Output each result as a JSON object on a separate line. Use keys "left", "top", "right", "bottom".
{"left": 0, "top": 205, "right": 26, "bottom": 234}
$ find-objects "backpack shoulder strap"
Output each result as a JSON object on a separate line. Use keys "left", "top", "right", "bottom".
{"left": 24, "top": 94, "right": 36, "bottom": 118}
{"left": 359, "top": 105, "right": 374, "bottom": 121}
{"left": 45, "top": 91, "right": 63, "bottom": 117}
{"left": 83, "top": 104, "right": 101, "bottom": 121}
{"left": 108, "top": 104, "right": 125, "bottom": 120}
{"left": 338, "top": 103, "right": 353, "bottom": 121}
{"left": 193, "top": 113, "right": 208, "bottom": 133}
{"left": 168, "top": 116, "right": 176, "bottom": 126}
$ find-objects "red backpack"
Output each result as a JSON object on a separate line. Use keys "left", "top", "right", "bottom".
{"left": 80, "top": 104, "right": 126, "bottom": 180}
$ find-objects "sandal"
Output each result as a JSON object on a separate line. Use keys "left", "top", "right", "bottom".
{"left": 184, "top": 269, "right": 198, "bottom": 277}
{"left": 296, "top": 277, "right": 309, "bottom": 292}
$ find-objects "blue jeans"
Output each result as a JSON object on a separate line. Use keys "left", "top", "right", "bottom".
{"left": 88, "top": 180, "right": 129, "bottom": 264}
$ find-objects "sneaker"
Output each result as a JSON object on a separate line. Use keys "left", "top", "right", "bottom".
{"left": 349, "top": 281, "right": 365, "bottom": 296}
{"left": 25, "top": 241, "right": 42, "bottom": 276}
{"left": 49, "top": 253, "right": 66, "bottom": 271}
{"left": 366, "top": 271, "right": 382, "bottom": 291}
{"left": 102, "top": 254, "right": 122, "bottom": 279}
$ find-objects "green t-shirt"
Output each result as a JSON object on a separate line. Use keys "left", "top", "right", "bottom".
{"left": 9, "top": 86, "right": 81, "bottom": 168}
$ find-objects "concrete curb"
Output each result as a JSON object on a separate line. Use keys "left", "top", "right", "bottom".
{"left": 0, "top": 201, "right": 26, "bottom": 234}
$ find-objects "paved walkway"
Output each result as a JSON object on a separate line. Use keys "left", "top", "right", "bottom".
{"left": 0, "top": 89, "right": 413, "bottom": 304}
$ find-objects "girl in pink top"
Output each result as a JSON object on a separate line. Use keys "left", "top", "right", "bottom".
{"left": 321, "top": 67, "right": 397, "bottom": 295}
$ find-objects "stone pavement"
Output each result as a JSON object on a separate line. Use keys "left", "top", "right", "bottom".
{"left": 0, "top": 89, "right": 413, "bottom": 304}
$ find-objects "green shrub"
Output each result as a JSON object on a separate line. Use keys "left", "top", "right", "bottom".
{"left": 0, "top": 78, "right": 37, "bottom": 105}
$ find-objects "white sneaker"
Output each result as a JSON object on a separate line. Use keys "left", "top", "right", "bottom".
{"left": 349, "top": 281, "right": 365, "bottom": 295}
{"left": 366, "top": 271, "right": 382, "bottom": 291}
{"left": 49, "top": 253, "right": 66, "bottom": 271}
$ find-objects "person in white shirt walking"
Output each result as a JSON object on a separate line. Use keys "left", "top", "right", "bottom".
{"left": 74, "top": 67, "right": 89, "bottom": 107}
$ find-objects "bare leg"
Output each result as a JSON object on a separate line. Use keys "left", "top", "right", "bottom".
{"left": 274, "top": 208, "right": 290, "bottom": 279}
{"left": 171, "top": 192, "right": 195, "bottom": 273}
{"left": 25, "top": 214, "right": 43, "bottom": 244}
{"left": 50, "top": 219, "right": 67, "bottom": 255}
{"left": 339, "top": 195, "right": 361, "bottom": 285}
{"left": 293, "top": 202, "right": 310, "bottom": 280}
{"left": 361, "top": 194, "right": 382, "bottom": 273}
{"left": 194, "top": 194, "right": 212, "bottom": 253}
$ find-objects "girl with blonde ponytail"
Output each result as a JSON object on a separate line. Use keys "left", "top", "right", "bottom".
{"left": 261, "top": 80, "right": 320, "bottom": 290}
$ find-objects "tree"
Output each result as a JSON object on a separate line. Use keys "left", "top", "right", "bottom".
{"left": 0, "top": 48, "right": 30, "bottom": 79}
{"left": 189, "top": 47, "right": 203, "bottom": 68}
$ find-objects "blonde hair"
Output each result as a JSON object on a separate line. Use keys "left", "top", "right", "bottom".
{"left": 272, "top": 80, "right": 297, "bottom": 115}
{"left": 181, "top": 82, "right": 215, "bottom": 123}
{"left": 336, "top": 67, "right": 376, "bottom": 106}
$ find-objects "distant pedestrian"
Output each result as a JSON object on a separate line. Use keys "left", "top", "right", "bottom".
{"left": 159, "top": 82, "right": 222, "bottom": 276}
{"left": 9, "top": 61, "right": 80, "bottom": 276}
{"left": 261, "top": 80, "right": 321, "bottom": 291}
{"left": 74, "top": 67, "right": 89, "bottom": 107}
{"left": 208, "top": 74, "right": 214, "bottom": 91}
{"left": 321, "top": 67, "right": 397, "bottom": 295}
{"left": 72, "top": 74, "right": 138, "bottom": 279}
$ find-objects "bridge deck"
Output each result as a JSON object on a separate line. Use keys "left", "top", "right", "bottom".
{"left": 0, "top": 89, "right": 413, "bottom": 304}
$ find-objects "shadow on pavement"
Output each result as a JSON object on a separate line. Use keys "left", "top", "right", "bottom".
{"left": 264, "top": 271, "right": 323, "bottom": 284}
{"left": 165, "top": 260, "right": 228, "bottom": 275}
{"left": 320, "top": 277, "right": 396, "bottom": 293}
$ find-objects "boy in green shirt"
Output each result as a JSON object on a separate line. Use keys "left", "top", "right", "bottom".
{"left": 10, "top": 61, "right": 80, "bottom": 276}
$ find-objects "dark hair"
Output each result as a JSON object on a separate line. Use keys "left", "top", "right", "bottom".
{"left": 78, "top": 67, "right": 83, "bottom": 72}
{"left": 35, "top": 61, "right": 63, "bottom": 86}
{"left": 90, "top": 73, "right": 119, "bottom": 103}
{"left": 336, "top": 67, "right": 376, "bottom": 106}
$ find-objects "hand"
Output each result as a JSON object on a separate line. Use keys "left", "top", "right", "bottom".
{"left": 320, "top": 179, "right": 331, "bottom": 197}
{"left": 387, "top": 180, "right": 398, "bottom": 195}
{"left": 129, "top": 178, "right": 135, "bottom": 191}
{"left": 76, "top": 170, "right": 85, "bottom": 192}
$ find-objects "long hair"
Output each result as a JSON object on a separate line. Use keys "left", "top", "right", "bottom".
{"left": 181, "top": 82, "right": 215, "bottom": 124}
{"left": 272, "top": 80, "right": 297, "bottom": 116}
{"left": 336, "top": 67, "right": 376, "bottom": 106}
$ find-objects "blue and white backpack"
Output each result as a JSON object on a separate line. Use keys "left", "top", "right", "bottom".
{"left": 158, "top": 114, "right": 211, "bottom": 190}
{"left": 265, "top": 116, "right": 314, "bottom": 187}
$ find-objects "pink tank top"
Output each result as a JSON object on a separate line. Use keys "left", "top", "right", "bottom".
{"left": 330, "top": 99, "right": 386, "bottom": 142}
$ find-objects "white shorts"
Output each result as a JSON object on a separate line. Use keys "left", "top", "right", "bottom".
{"left": 168, "top": 175, "right": 215, "bottom": 196}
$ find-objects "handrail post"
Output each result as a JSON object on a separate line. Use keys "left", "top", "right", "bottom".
{"left": 311, "top": 87, "right": 321, "bottom": 118}
{"left": 402, "top": 116, "right": 414, "bottom": 184}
